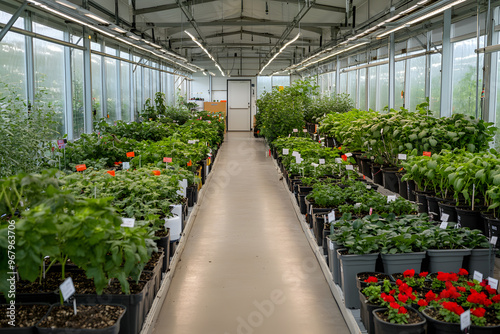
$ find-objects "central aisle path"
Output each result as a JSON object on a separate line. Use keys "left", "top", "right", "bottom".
{"left": 153, "top": 132, "right": 349, "bottom": 334}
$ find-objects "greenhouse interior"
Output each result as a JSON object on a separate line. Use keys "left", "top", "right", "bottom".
{"left": 2, "top": 0, "right": 500, "bottom": 333}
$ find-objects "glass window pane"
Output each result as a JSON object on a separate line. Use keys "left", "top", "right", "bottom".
{"left": 430, "top": 53, "right": 442, "bottom": 115}
{"left": 348, "top": 71, "right": 357, "bottom": 102}
{"left": 144, "top": 67, "right": 151, "bottom": 102}
{"left": 330, "top": 71, "right": 336, "bottom": 94}
{"left": 369, "top": 67, "right": 377, "bottom": 110}
{"left": 377, "top": 64, "right": 389, "bottom": 111}
{"left": 339, "top": 72, "right": 347, "bottom": 93}
{"left": 0, "top": 31, "right": 26, "bottom": 100}
{"left": 394, "top": 60, "right": 405, "bottom": 110}
{"left": 257, "top": 76, "right": 272, "bottom": 98}
{"left": 359, "top": 69, "right": 366, "bottom": 110}
{"left": 120, "top": 60, "right": 131, "bottom": 122}
{"left": 135, "top": 66, "right": 143, "bottom": 114}
{"left": 272, "top": 75, "right": 290, "bottom": 88}
{"left": 105, "top": 57, "right": 118, "bottom": 121}
{"left": 34, "top": 38, "right": 65, "bottom": 138}
{"left": 71, "top": 48, "right": 84, "bottom": 138}
{"left": 408, "top": 56, "right": 426, "bottom": 111}
{"left": 91, "top": 54, "right": 102, "bottom": 122}
{"left": 33, "top": 22, "right": 64, "bottom": 40}
{"left": 452, "top": 37, "right": 484, "bottom": 117}
{"left": 0, "top": 10, "right": 24, "bottom": 28}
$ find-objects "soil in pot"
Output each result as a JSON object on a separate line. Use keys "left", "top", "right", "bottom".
{"left": 356, "top": 272, "right": 392, "bottom": 290}
{"left": 374, "top": 307, "right": 426, "bottom": 334}
{"left": 37, "top": 304, "right": 125, "bottom": 329}
{"left": 0, "top": 304, "right": 50, "bottom": 328}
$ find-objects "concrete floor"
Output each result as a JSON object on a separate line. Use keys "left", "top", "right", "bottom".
{"left": 153, "top": 132, "right": 349, "bottom": 334}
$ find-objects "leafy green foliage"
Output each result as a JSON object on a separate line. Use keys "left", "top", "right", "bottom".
{"left": 304, "top": 93, "right": 354, "bottom": 123}
{"left": 95, "top": 119, "right": 174, "bottom": 142}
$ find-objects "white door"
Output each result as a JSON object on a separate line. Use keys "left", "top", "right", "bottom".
{"left": 227, "top": 80, "right": 251, "bottom": 131}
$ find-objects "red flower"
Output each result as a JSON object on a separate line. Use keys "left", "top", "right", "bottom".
{"left": 458, "top": 268, "right": 468, "bottom": 276}
{"left": 492, "top": 295, "right": 500, "bottom": 303}
{"left": 399, "top": 283, "right": 411, "bottom": 294}
{"left": 457, "top": 286, "right": 466, "bottom": 292}
{"left": 389, "top": 302, "right": 400, "bottom": 309}
{"left": 425, "top": 291, "right": 437, "bottom": 302}
{"left": 442, "top": 301, "right": 465, "bottom": 315}
{"left": 467, "top": 291, "right": 490, "bottom": 306}
{"left": 398, "top": 293, "right": 409, "bottom": 303}
{"left": 418, "top": 299, "right": 428, "bottom": 307}
{"left": 398, "top": 307, "right": 408, "bottom": 314}
{"left": 480, "top": 280, "right": 487, "bottom": 287}
{"left": 403, "top": 269, "right": 415, "bottom": 278}
{"left": 396, "top": 279, "right": 403, "bottom": 286}
{"left": 364, "top": 276, "right": 378, "bottom": 283}
{"left": 467, "top": 281, "right": 475, "bottom": 287}
{"left": 409, "top": 294, "right": 417, "bottom": 301}
{"left": 382, "top": 295, "right": 396, "bottom": 303}
{"left": 471, "top": 307, "right": 486, "bottom": 317}
{"left": 419, "top": 271, "right": 429, "bottom": 278}
{"left": 341, "top": 154, "right": 347, "bottom": 161}
{"left": 485, "top": 285, "right": 497, "bottom": 295}
{"left": 389, "top": 289, "right": 396, "bottom": 295}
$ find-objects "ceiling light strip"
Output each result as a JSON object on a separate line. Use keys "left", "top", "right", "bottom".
{"left": 185, "top": 30, "right": 225, "bottom": 76}
{"left": 259, "top": 33, "right": 300, "bottom": 75}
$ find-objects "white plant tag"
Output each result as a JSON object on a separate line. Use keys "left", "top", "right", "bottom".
{"left": 293, "top": 128, "right": 298, "bottom": 132}
{"left": 460, "top": 310, "right": 470, "bottom": 331}
{"left": 387, "top": 195, "right": 397, "bottom": 203}
{"left": 441, "top": 213, "right": 450, "bottom": 222}
{"left": 122, "top": 162, "right": 130, "bottom": 169}
{"left": 311, "top": 163, "right": 319, "bottom": 167}
{"left": 303, "top": 129, "right": 308, "bottom": 133}
{"left": 398, "top": 154, "right": 407, "bottom": 160}
{"left": 354, "top": 203, "right": 361, "bottom": 208}
{"left": 292, "top": 151, "right": 299, "bottom": 157}
{"left": 366, "top": 185, "right": 372, "bottom": 190}
{"left": 319, "top": 159, "right": 325, "bottom": 165}
{"left": 490, "top": 236, "right": 498, "bottom": 245}
{"left": 60, "top": 277, "right": 75, "bottom": 302}
{"left": 439, "top": 222, "right": 448, "bottom": 229}
{"left": 121, "top": 218, "right": 135, "bottom": 228}
{"left": 345, "top": 153, "right": 353, "bottom": 157}
{"left": 487, "top": 277, "right": 498, "bottom": 290}
{"left": 329, "top": 239, "right": 334, "bottom": 250}
{"left": 335, "top": 158, "right": 342, "bottom": 164}
{"left": 346, "top": 165, "right": 354, "bottom": 170}
{"left": 473, "top": 271, "right": 483, "bottom": 282}
{"left": 283, "top": 149, "right": 289, "bottom": 155}
{"left": 295, "top": 156, "right": 302, "bottom": 164}
{"left": 328, "top": 210, "right": 335, "bottom": 223}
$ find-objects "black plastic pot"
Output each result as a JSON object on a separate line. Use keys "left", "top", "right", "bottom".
{"left": 373, "top": 307, "right": 426, "bottom": 334}
{"left": 426, "top": 195, "right": 443, "bottom": 221}
{"left": 313, "top": 214, "right": 325, "bottom": 247}
{"left": 370, "top": 165, "right": 383, "bottom": 186}
{"left": 0, "top": 303, "right": 51, "bottom": 333}
{"left": 322, "top": 228, "right": 330, "bottom": 260}
{"left": 359, "top": 291, "right": 380, "bottom": 334}
{"left": 36, "top": 303, "right": 126, "bottom": 334}
{"left": 456, "top": 207, "right": 483, "bottom": 232}
{"left": 406, "top": 179, "right": 416, "bottom": 201}
{"left": 414, "top": 191, "right": 432, "bottom": 214}
{"left": 381, "top": 167, "right": 399, "bottom": 193}
{"left": 299, "top": 194, "right": 307, "bottom": 215}
{"left": 396, "top": 172, "right": 408, "bottom": 200}
{"left": 186, "top": 186, "right": 195, "bottom": 207}
{"left": 437, "top": 201, "right": 457, "bottom": 223}
{"left": 154, "top": 232, "right": 170, "bottom": 272}
{"left": 486, "top": 216, "right": 500, "bottom": 248}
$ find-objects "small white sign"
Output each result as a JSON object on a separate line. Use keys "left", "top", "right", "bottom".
{"left": 346, "top": 165, "right": 354, "bottom": 170}
{"left": 295, "top": 156, "right": 302, "bottom": 164}
{"left": 460, "top": 310, "right": 471, "bottom": 331}
{"left": 354, "top": 203, "right": 362, "bottom": 209}
{"left": 335, "top": 158, "right": 342, "bottom": 164}
{"left": 491, "top": 236, "right": 498, "bottom": 245}
{"left": 122, "top": 162, "right": 130, "bottom": 169}
{"left": 309, "top": 205, "right": 312, "bottom": 214}
{"left": 439, "top": 222, "right": 448, "bottom": 229}
{"left": 60, "top": 277, "right": 76, "bottom": 302}
{"left": 319, "top": 159, "right": 325, "bottom": 165}
{"left": 311, "top": 163, "right": 319, "bottom": 168}
{"left": 398, "top": 154, "right": 407, "bottom": 160}
{"left": 345, "top": 153, "right": 353, "bottom": 157}
{"left": 488, "top": 277, "right": 498, "bottom": 290}
{"left": 366, "top": 185, "right": 372, "bottom": 190}
{"left": 188, "top": 140, "right": 196, "bottom": 144}
{"left": 328, "top": 210, "right": 335, "bottom": 223}
{"left": 292, "top": 151, "right": 299, "bottom": 157}
{"left": 283, "top": 149, "right": 289, "bottom": 155}
{"left": 293, "top": 128, "right": 298, "bottom": 133}
{"left": 441, "top": 213, "right": 450, "bottom": 222}
{"left": 329, "top": 239, "right": 334, "bottom": 250}
{"left": 303, "top": 129, "right": 308, "bottom": 133}
{"left": 387, "top": 195, "right": 397, "bottom": 203}
{"left": 121, "top": 218, "right": 136, "bottom": 228}
{"left": 473, "top": 270, "right": 483, "bottom": 282}
{"left": 380, "top": 128, "right": 384, "bottom": 135}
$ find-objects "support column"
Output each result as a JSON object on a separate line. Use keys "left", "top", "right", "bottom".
{"left": 388, "top": 33, "right": 395, "bottom": 110}
{"left": 24, "top": 11, "right": 34, "bottom": 107}
{"left": 64, "top": 31, "right": 73, "bottom": 140}
{"left": 440, "top": 9, "right": 453, "bottom": 117}
{"left": 83, "top": 28, "right": 93, "bottom": 133}
{"left": 335, "top": 56, "right": 340, "bottom": 95}
{"left": 484, "top": 3, "right": 496, "bottom": 123}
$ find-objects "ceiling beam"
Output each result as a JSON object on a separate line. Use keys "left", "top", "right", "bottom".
{"left": 180, "top": 42, "right": 319, "bottom": 48}
{"left": 270, "top": 0, "right": 345, "bottom": 13}
{"left": 137, "top": 21, "right": 343, "bottom": 28}
{"left": 135, "top": 0, "right": 218, "bottom": 15}
{"left": 169, "top": 29, "right": 314, "bottom": 43}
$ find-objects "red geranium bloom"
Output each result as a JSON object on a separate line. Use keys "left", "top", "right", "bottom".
{"left": 396, "top": 279, "right": 403, "bottom": 286}
{"left": 398, "top": 307, "right": 408, "bottom": 314}
{"left": 426, "top": 291, "right": 437, "bottom": 302}
{"left": 485, "top": 285, "right": 497, "bottom": 295}
{"left": 457, "top": 286, "right": 466, "bottom": 293}
{"left": 467, "top": 281, "right": 475, "bottom": 287}
{"left": 382, "top": 295, "right": 396, "bottom": 303}
{"left": 492, "top": 295, "right": 500, "bottom": 303}
{"left": 409, "top": 294, "right": 417, "bottom": 301}
{"left": 480, "top": 280, "right": 487, "bottom": 287}
{"left": 471, "top": 307, "right": 486, "bottom": 317}
{"left": 418, "top": 299, "right": 428, "bottom": 307}
{"left": 458, "top": 268, "right": 468, "bottom": 276}
{"left": 484, "top": 299, "right": 492, "bottom": 307}
{"left": 449, "top": 273, "right": 459, "bottom": 282}
{"left": 437, "top": 272, "right": 448, "bottom": 281}
{"left": 403, "top": 269, "right": 416, "bottom": 278}
{"left": 364, "top": 276, "right": 378, "bottom": 283}
{"left": 442, "top": 301, "right": 465, "bottom": 315}
{"left": 390, "top": 302, "right": 400, "bottom": 309}
{"left": 389, "top": 289, "right": 396, "bottom": 295}
{"left": 398, "top": 293, "right": 409, "bottom": 303}
{"left": 419, "top": 272, "right": 429, "bottom": 278}
{"left": 399, "top": 283, "right": 410, "bottom": 294}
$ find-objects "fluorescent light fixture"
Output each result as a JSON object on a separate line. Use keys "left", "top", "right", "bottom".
{"left": 298, "top": 42, "right": 368, "bottom": 71}
{"left": 208, "top": 71, "right": 216, "bottom": 76}
{"left": 55, "top": 0, "right": 76, "bottom": 9}
{"left": 185, "top": 30, "right": 225, "bottom": 76}
{"left": 376, "top": 24, "right": 409, "bottom": 38}
{"left": 85, "top": 13, "right": 109, "bottom": 25}
{"left": 112, "top": 27, "right": 127, "bottom": 34}
{"left": 259, "top": 33, "right": 300, "bottom": 75}
{"left": 129, "top": 34, "right": 140, "bottom": 41}
{"left": 202, "top": 71, "right": 207, "bottom": 76}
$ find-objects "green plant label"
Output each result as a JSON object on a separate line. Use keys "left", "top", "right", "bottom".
{"left": 460, "top": 310, "right": 470, "bottom": 331}
{"left": 283, "top": 149, "right": 289, "bottom": 155}
{"left": 488, "top": 277, "right": 498, "bottom": 290}
{"left": 121, "top": 218, "right": 135, "bottom": 228}
{"left": 473, "top": 271, "right": 483, "bottom": 282}
{"left": 319, "top": 159, "right": 325, "bottom": 165}
{"left": 60, "top": 277, "right": 75, "bottom": 302}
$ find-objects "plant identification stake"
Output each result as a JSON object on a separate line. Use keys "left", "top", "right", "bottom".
{"left": 328, "top": 210, "right": 335, "bottom": 223}
{"left": 387, "top": 195, "right": 396, "bottom": 203}
{"left": 121, "top": 218, "right": 135, "bottom": 227}
{"left": 122, "top": 162, "right": 130, "bottom": 170}
{"left": 490, "top": 236, "right": 498, "bottom": 245}
{"left": 319, "top": 159, "right": 325, "bottom": 165}
{"left": 472, "top": 184, "right": 475, "bottom": 211}
{"left": 126, "top": 151, "right": 135, "bottom": 158}
{"left": 164, "top": 157, "right": 172, "bottom": 169}
{"left": 346, "top": 165, "right": 354, "bottom": 171}
{"left": 473, "top": 271, "right": 483, "bottom": 282}
{"left": 398, "top": 154, "right": 407, "bottom": 160}
{"left": 439, "top": 222, "right": 448, "bottom": 229}
{"left": 283, "top": 149, "right": 289, "bottom": 155}
{"left": 441, "top": 213, "right": 450, "bottom": 222}
{"left": 460, "top": 310, "right": 470, "bottom": 332}
{"left": 303, "top": 129, "right": 308, "bottom": 133}
{"left": 488, "top": 277, "right": 498, "bottom": 290}
{"left": 293, "top": 128, "right": 298, "bottom": 133}
{"left": 60, "top": 277, "right": 75, "bottom": 302}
